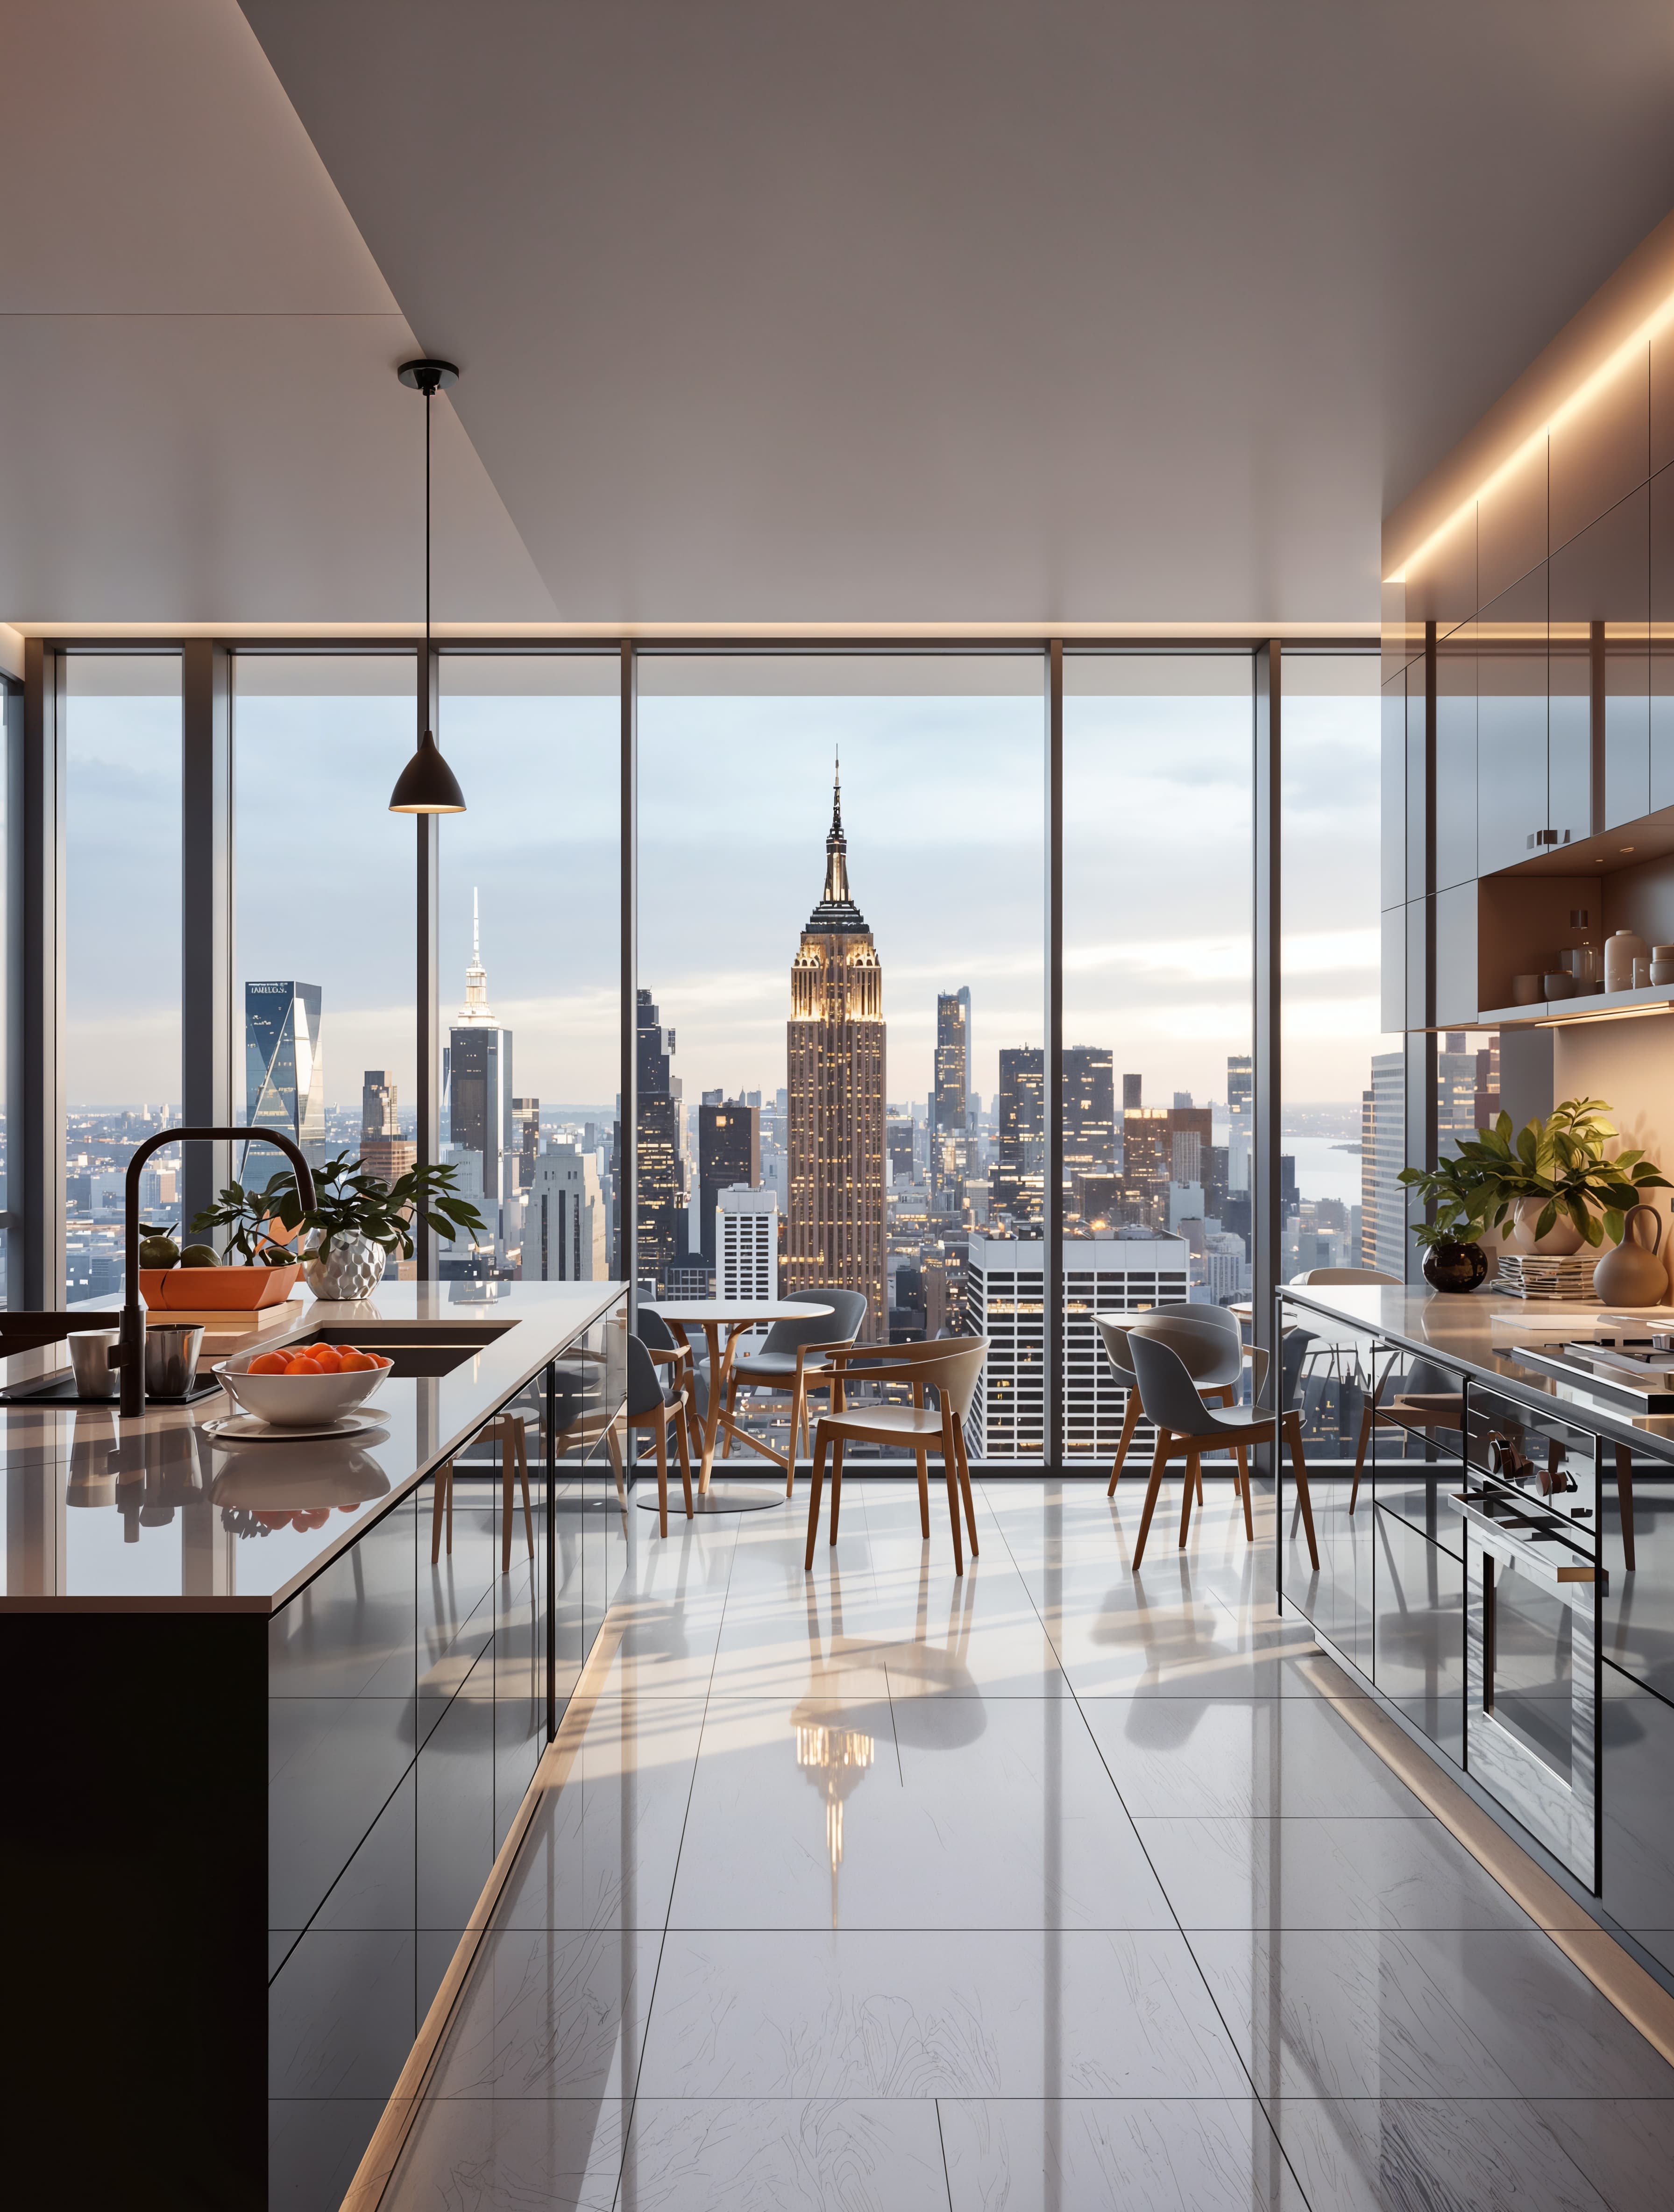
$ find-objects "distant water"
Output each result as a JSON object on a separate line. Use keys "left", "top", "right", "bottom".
{"left": 1285, "top": 1133, "right": 1364, "bottom": 1210}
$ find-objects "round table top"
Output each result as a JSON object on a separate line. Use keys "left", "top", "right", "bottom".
{"left": 646, "top": 1298, "right": 832, "bottom": 1325}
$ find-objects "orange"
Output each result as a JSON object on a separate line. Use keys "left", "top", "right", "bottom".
{"left": 309, "top": 1347, "right": 344, "bottom": 1374}
{"left": 248, "top": 1352, "right": 289, "bottom": 1375}
{"left": 285, "top": 1354, "right": 323, "bottom": 1375}
{"left": 340, "top": 1349, "right": 376, "bottom": 1372}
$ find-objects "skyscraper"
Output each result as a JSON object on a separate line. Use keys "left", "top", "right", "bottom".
{"left": 246, "top": 981, "right": 326, "bottom": 1164}
{"left": 636, "top": 989, "right": 683, "bottom": 1292}
{"left": 787, "top": 761, "right": 886, "bottom": 1339}
{"left": 993, "top": 1047, "right": 1045, "bottom": 1222}
{"left": 1062, "top": 1047, "right": 1115, "bottom": 1191}
{"left": 1362, "top": 1051, "right": 1406, "bottom": 1277}
{"left": 698, "top": 1099, "right": 760, "bottom": 1268}
{"left": 528, "top": 1143, "right": 606, "bottom": 1280}
{"left": 932, "top": 990, "right": 970, "bottom": 1212}
{"left": 447, "top": 891, "right": 513, "bottom": 1248}
{"left": 511, "top": 1098, "right": 541, "bottom": 1189}
{"left": 359, "top": 1070, "right": 415, "bottom": 1188}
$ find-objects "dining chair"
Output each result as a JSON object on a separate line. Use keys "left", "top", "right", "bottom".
{"left": 803, "top": 1337, "right": 989, "bottom": 1574}
{"left": 638, "top": 1306, "right": 705, "bottom": 1458}
{"left": 1125, "top": 1330, "right": 1317, "bottom": 1572}
{"left": 1348, "top": 1352, "right": 1464, "bottom": 1512}
{"left": 622, "top": 1332, "right": 696, "bottom": 1536}
{"left": 1098, "top": 1304, "right": 1269, "bottom": 1496}
{"left": 430, "top": 1411, "right": 535, "bottom": 1571}
{"left": 723, "top": 1285, "right": 869, "bottom": 1488}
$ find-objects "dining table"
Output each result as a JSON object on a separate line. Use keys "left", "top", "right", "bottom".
{"left": 645, "top": 1297, "right": 833, "bottom": 1494}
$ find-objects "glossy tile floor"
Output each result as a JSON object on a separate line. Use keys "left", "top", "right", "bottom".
{"left": 381, "top": 1478, "right": 1674, "bottom": 2211}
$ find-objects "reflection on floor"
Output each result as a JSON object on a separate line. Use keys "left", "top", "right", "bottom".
{"left": 379, "top": 1478, "right": 1674, "bottom": 2211}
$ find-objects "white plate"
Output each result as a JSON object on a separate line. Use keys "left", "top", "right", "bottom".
{"left": 198, "top": 1409, "right": 390, "bottom": 1444}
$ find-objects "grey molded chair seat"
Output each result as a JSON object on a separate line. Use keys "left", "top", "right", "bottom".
{"left": 1097, "top": 1305, "right": 1264, "bottom": 1497}
{"left": 1288, "top": 1267, "right": 1401, "bottom": 1286}
{"left": 1125, "top": 1330, "right": 1317, "bottom": 1573}
{"left": 638, "top": 1307, "right": 708, "bottom": 1438}
{"left": 724, "top": 1285, "right": 869, "bottom": 1488}
{"left": 804, "top": 1337, "right": 988, "bottom": 1574}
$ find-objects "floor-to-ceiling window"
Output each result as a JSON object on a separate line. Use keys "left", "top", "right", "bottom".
{"left": 233, "top": 653, "right": 417, "bottom": 1208}
{"left": 1061, "top": 652, "right": 1254, "bottom": 1462}
{"left": 637, "top": 650, "right": 1046, "bottom": 1462}
{"left": 64, "top": 652, "right": 182, "bottom": 1301}
{"left": 435, "top": 653, "right": 620, "bottom": 1280}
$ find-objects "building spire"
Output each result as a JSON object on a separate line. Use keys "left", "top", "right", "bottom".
{"left": 823, "top": 752, "right": 851, "bottom": 907}
{"left": 459, "top": 886, "right": 496, "bottom": 1022}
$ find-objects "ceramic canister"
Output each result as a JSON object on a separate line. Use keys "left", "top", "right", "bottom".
{"left": 1605, "top": 929, "right": 1649, "bottom": 991}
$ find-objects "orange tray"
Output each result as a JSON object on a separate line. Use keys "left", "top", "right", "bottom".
{"left": 139, "top": 1263, "right": 303, "bottom": 1311}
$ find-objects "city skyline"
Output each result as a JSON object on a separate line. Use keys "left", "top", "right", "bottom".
{"left": 61, "top": 679, "right": 1390, "bottom": 1115}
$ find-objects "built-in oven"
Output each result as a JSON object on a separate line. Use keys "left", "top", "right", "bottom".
{"left": 1460, "top": 1385, "right": 1604, "bottom": 1889}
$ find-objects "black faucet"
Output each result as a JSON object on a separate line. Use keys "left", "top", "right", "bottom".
{"left": 120, "top": 1127, "right": 317, "bottom": 1416}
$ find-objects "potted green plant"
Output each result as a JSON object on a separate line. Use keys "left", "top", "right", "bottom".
{"left": 1397, "top": 1152, "right": 1495, "bottom": 1291}
{"left": 192, "top": 1151, "right": 489, "bottom": 1300}
{"left": 1400, "top": 1097, "right": 1671, "bottom": 1288}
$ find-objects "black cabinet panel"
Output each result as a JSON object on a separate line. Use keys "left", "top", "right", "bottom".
{"left": 268, "top": 1497, "right": 417, "bottom": 1702}
{"left": 1373, "top": 1502, "right": 1465, "bottom": 1763}
{"left": 417, "top": 1687, "right": 496, "bottom": 1931}
{"left": 268, "top": 1928, "right": 417, "bottom": 2099}
{"left": 312, "top": 1767, "right": 417, "bottom": 1934}
{"left": 1601, "top": 1663, "right": 1674, "bottom": 1977}
{"left": 269, "top": 1695, "right": 414, "bottom": 1934}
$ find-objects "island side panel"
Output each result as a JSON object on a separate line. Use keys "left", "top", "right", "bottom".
{"left": 0, "top": 1610, "right": 268, "bottom": 2209}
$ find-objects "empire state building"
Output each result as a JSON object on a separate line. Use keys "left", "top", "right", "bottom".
{"left": 787, "top": 763, "right": 886, "bottom": 1339}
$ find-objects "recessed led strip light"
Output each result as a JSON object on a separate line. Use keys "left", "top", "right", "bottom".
{"left": 1534, "top": 1000, "right": 1674, "bottom": 1028}
{"left": 1386, "top": 288, "right": 1674, "bottom": 585}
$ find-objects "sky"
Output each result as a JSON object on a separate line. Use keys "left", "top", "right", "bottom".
{"left": 60, "top": 659, "right": 1391, "bottom": 1120}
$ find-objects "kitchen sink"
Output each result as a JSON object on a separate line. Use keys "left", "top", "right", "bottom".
{"left": 291, "top": 1319, "right": 520, "bottom": 1378}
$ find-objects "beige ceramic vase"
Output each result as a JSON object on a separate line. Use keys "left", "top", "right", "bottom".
{"left": 1592, "top": 1205, "right": 1671, "bottom": 1306}
{"left": 1506, "top": 1197, "right": 1585, "bottom": 1255}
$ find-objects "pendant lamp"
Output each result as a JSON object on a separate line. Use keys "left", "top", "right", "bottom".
{"left": 389, "top": 357, "right": 467, "bottom": 814}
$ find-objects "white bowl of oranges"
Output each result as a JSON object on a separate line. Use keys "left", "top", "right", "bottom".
{"left": 215, "top": 1340, "right": 393, "bottom": 1427}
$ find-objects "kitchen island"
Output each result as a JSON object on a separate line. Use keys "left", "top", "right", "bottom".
{"left": 0, "top": 1281, "right": 629, "bottom": 2212}
{"left": 1281, "top": 1280, "right": 1674, "bottom": 2000}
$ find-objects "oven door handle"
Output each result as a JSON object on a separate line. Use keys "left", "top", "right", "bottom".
{"left": 1452, "top": 1496, "right": 1598, "bottom": 1588}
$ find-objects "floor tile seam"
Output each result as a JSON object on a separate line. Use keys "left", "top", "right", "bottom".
{"left": 931, "top": 2098, "right": 956, "bottom": 2211}
{"left": 994, "top": 1510, "right": 1318, "bottom": 2128}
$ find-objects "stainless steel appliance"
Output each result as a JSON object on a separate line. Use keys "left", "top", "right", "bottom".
{"left": 1461, "top": 1385, "right": 1603, "bottom": 1888}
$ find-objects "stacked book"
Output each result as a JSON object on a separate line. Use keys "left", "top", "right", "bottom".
{"left": 1493, "top": 1254, "right": 1601, "bottom": 1302}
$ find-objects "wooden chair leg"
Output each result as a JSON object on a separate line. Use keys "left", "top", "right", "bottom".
{"left": 830, "top": 1438, "right": 844, "bottom": 1545}
{"left": 721, "top": 1374, "right": 739, "bottom": 1459}
{"left": 804, "top": 1432, "right": 828, "bottom": 1570}
{"left": 1285, "top": 1413, "right": 1319, "bottom": 1572}
{"left": 605, "top": 1422, "right": 628, "bottom": 1507}
{"left": 500, "top": 1423, "right": 513, "bottom": 1573}
{"left": 1108, "top": 1392, "right": 1140, "bottom": 1496}
{"left": 955, "top": 1419, "right": 979, "bottom": 1557}
{"left": 787, "top": 1387, "right": 802, "bottom": 1497}
{"left": 1349, "top": 1398, "right": 1374, "bottom": 1514}
{"left": 655, "top": 1419, "right": 669, "bottom": 1538}
{"left": 1178, "top": 1448, "right": 1201, "bottom": 1548}
{"left": 1132, "top": 1431, "right": 1170, "bottom": 1570}
{"left": 915, "top": 1448, "right": 931, "bottom": 1538}
{"left": 1236, "top": 1443, "right": 1254, "bottom": 1541}
{"left": 941, "top": 1410, "right": 965, "bottom": 1577}
{"left": 431, "top": 1458, "right": 451, "bottom": 1564}
{"left": 674, "top": 1404, "right": 695, "bottom": 1520}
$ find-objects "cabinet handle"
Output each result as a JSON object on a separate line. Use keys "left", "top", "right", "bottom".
{"left": 1453, "top": 1494, "right": 1596, "bottom": 1587}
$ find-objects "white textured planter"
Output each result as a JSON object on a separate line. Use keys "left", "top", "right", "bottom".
{"left": 1505, "top": 1197, "right": 1586, "bottom": 1256}
{"left": 304, "top": 1233, "right": 387, "bottom": 1300}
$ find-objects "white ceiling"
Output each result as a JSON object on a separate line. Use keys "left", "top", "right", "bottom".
{"left": 6, "top": 1, "right": 1674, "bottom": 631}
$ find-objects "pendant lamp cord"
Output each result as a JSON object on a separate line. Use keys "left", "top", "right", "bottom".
{"left": 425, "top": 382, "right": 432, "bottom": 650}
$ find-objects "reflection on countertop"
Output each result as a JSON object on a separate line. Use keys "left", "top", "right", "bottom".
{"left": 0, "top": 1280, "right": 624, "bottom": 1609}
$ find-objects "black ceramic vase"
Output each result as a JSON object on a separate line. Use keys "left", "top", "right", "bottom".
{"left": 1422, "top": 1239, "right": 1489, "bottom": 1292}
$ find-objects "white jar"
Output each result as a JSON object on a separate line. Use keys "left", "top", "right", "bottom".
{"left": 1605, "top": 929, "right": 1649, "bottom": 992}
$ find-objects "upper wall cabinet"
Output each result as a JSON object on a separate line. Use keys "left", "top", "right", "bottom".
{"left": 1477, "top": 439, "right": 1548, "bottom": 610}
{"left": 1382, "top": 674, "right": 1407, "bottom": 909}
{"left": 1551, "top": 484, "right": 1652, "bottom": 830}
{"left": 1475, "top": 561, "right": 1549, "bottom": 875}
{"left": 1435, "top": 626, "right": 1477, "bottom": 893}
{"left": 1650, "top": 326, "right": 1674, "bottom": 479}
{"left": 1550, "top": 345, "right": 1650, "bottom": 556}
{"left": 1650, "top": 465, "right": 1674, "bottom": 811}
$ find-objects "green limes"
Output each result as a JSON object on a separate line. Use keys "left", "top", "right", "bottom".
{"left": 138, "top": 1234, "right": 181, "bottom": 1268}
{"left": 179, "top": 1243, "right": 221, "bottom": 1268}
